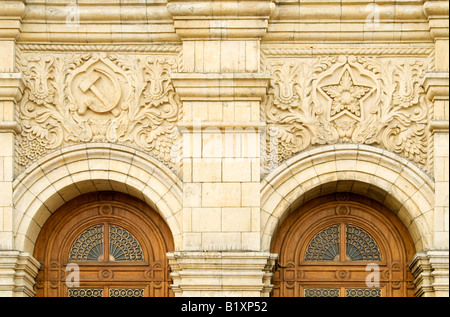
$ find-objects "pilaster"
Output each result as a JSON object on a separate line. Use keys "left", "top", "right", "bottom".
{"left": 167, "top": 0, "right": 276, "bottom": 296}
{"left": 423, "top": 0, "right": 449, "bottom": 251}
{"left": 409, "top": 250, "right": 449, "bottom": 297}
{"left": 168, "top": 251, "right": 277, "bottom": 297}
{"left": 0, "top": 251, "right": 40, "bottom": 297}
{"left": 0, "top": 0, "right": 25, "bottom": 252}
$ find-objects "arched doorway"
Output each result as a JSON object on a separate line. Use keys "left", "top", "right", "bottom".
{"left": 271, "top": 193, "right": 416, "bottom": 297}
{"left": 33, "top": 191, "right": 174, "bottom": 297}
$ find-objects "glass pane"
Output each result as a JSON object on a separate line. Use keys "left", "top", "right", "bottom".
{"left": 109, "top": 288, "right": 144, "bottom": 297}
{"left": 109, "top": 225, "right": 144, "bottom": 261}
{"left": 304, "top": 288, "right": 340, "bottom": 297}
{"left": 304, "top": 225, "right": 340, "bottom": 261}
{"left": 69, "top": 225, "right": 104, "bottom": 261}
{"left": 345, "top": 225, "right": 381, "bottom": 261}
{"left": 346, "top": 288, "right": 381, "bottom": 297}
{"left": 68, "top": 288, "right": 103, "bottom": 297}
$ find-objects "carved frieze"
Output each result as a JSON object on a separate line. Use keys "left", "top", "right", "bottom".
{"left": 16, "top": 51, "right": 182, "bottom": 173}
{"left": 262, "top": 54, "right": 433, "bottom": 174}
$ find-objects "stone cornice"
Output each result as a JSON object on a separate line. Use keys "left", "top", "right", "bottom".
{"left": 261, "top": 45, "right": 435, "bottom": 56}
{"left": 408, "top": 250, "right": 449, "bottom": 296}
{"left": 422, "top": 71, "right": 449, "bottom": 101}
{"left": 429, "top": 120, "right": 450, "bottom": 132}
{"left": 0, "top": 251, "right": 40, "bottom": 297}
{"left": 0, "top": 1, "right": 26, "bottom": 40}
{"left": 14, "top": 0, "right": 437, "bottom": 44}
{"left": 167, "top": 251, "right": 277, "bottom": 296}
{"left": 424, "top": 1, "right": 449, "bottom": 39}
{"left": 171, "top": 72, "right": 270, "bottom": 101}
{"left": 0, "top": 73, "right": 25, "bottom": 103}
{"left": 166, "top": 0, "right": 275, "bottom": 40}
{"left": 16, "top": 43, "right": 182, "bottom": 53}
{"left": 0, "top": 122, "right": 21, "bottom": 134}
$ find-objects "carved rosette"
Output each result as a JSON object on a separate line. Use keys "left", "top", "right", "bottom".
{"left": 262, "top": 54, "right": 432, "bottom": 174}
{"left": 16, "top": 52, "right": 182, "bottom": 173}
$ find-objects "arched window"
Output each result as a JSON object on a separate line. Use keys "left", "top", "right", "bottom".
{"left": 69, "top": 224, "right": 144, "bottom": 262}
{"left": 304, "top": 224, "right": 381, "bottom": 262}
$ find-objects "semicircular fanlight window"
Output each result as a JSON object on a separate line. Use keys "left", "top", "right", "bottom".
{"left": 109, "top": 225, "right": 144, "bottom": 261}
{"left": 345, "top": 225, "right": 381, "bottom": 261}
{"left": 304, "top": 225, "right": 340, "bottom": 261}
{"left": 304, "top": 224, "right": 382, "bottom": 262}
{"left": 69, "top": 225, "right": 104, "bottom": 261}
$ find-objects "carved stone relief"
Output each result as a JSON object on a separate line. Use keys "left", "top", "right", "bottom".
{"left": 16, "top": 52, "right": 182, "bottom": 173}
{"left": 261, "top": 54, "right": 432, "bottom": 174}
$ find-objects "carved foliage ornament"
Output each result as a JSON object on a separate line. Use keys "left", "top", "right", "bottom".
{"left": 262, "top": 55, "right": 432, "bottom": 173}
{"left": 17, "top": 52, "right": 182, "bottom": 172}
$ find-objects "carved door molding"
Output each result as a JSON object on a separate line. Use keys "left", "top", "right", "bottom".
{"left": 270, "top": 193, "right": 416, "bottom": 297}
{"left": 34, "top": 192, "right": 174, "bottom": 297}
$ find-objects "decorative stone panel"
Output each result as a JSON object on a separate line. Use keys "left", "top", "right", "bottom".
{"left": 15, "top": 48, "right": 183, "bottom": 175}
{"left": 261, "top": 48, "right": 435, "bottom": 175}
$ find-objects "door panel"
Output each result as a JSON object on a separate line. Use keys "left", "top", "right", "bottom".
{"left": 271, "top": 194, "right": 416, "bottom": 297}
{"left": 34, "top": 192, "right": 174, "bottom": 297}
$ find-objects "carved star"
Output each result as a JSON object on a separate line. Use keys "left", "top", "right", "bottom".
{"left": 321, "top": 70, "right": 371, "bottom": 118}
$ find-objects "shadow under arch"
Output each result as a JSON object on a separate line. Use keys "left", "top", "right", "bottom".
{"left": 13, "top": 143, "right": 183, "bottom": 255}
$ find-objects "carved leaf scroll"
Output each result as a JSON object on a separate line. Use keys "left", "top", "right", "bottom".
{"left": 262, "top": 54, "right": 432, "bottom": 174}
{"left": 16, "top": 52, "right": 182, "bottom": 173}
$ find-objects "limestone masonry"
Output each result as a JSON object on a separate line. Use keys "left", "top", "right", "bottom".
{"left": 0, "top": 0, "right": 448, "bottom": 297}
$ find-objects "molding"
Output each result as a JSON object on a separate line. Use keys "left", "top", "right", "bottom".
{"left": 177, "top": 121, "right": 266, "bottom": 131}
{"left": 0, "top": 1, "right": 26, "bottom": 40}
{"left": 171, "top": 72, "right": 271, "bottom": 101}
{"left": 0, "top": 1, "right": 26, "bottom": 17}
{"left": 167, "top": 251, "right": 277, "bottom": 296}
{"left": 16, "top": 44, "right": 182, "bottom": 53}
{"left": 0, "top": 73, "right": 25, "bottom": 102}
{"left": 15, "top": 1, "right": 437, "bottom": 44}
{"left": 409, "top": 250, "right": 449, "bottom": 297}
{"left": 424, "top": 1, "right": 450, "bottom": 39}
{"left": 422, "top": 71, "right": 450, "bottom": 101}
{"left": 261, "top": 46, "right": 435, "bottom": 57}
{"left": 13, "top": 143, "right": 183, "bottom": 253}
{"left": 0, "top": 251, "right": 40, "bottom": 297}
{"left": 167, "top": 0, "right": 275, "bottom": 40}
{"left": 260, "top": 144, "right": 435, "bottom": 252}
{"left": 0, "top": 121, "right": 21, "bottom": 134}
{"left": 429, "top": 120, "right": 449, "bottom": 132}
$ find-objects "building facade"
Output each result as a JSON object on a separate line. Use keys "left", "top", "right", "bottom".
{"left": 0, "top": 0, "right": 448, "bottom": 297}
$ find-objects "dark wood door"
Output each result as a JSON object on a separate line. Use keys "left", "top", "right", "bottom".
{"left": 34, "top": 192, "right": 174, "bottom": 297}
{"left": 271, "top": 194, "right": 416, "bottom": 297}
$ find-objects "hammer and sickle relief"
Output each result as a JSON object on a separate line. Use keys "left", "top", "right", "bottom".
{"left": 78, "top": 68, "right": 122, "bottom": 115}
{"left": 69, "top": 57, "right": 125, "bottom": 116}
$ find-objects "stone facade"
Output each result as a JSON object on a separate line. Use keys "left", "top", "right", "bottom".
{"left": 0, "top": 0, "right": 448, "bottom": 297}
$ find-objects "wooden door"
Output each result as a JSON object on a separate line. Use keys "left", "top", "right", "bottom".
{"left": 34, "top": 192, "right": 174, "bottom": 297}
{"left": 271, "top": 194, "right": 416, "bottom": 297}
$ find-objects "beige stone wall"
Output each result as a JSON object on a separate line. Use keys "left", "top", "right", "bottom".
{"left": 0, "top": 0, "right": 448, "bottom": 297}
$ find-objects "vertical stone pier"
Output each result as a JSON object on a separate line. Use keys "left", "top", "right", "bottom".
{"left": 166, "top": 0, "right": 277, "bottom": 296}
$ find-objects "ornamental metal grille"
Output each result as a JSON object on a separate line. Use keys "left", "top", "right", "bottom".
{"left": 345, "top": 225, "right": 381, "bottom": 261}
{"left": 69, "top": 225, "right": 104, "bottom": 261}
{"left": 346, "top": 288, "right": 382, "bottom": 297}
{"left": 304, "top": 288, "right": 340, "bottom": 297}
{"left": 304, "top": 224, "right": 381, "bottom": 262}
{"left": 68, "top": 224, "right": 144, "bottom": 262}
{"left": 68, "top": 288, "right": 103, "bottom": 297}
{"left": 304, "top": 225, "right": 340, "bottom": 261}
{"left": 109, "top": 225, "right": 144, "bottom": 261}
{"left": 109, "top": 288, "right": 145, "bottom": 297}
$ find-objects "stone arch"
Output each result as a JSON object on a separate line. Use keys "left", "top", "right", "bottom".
{"left": 13, "top": 143, "right": 183, "bottom": 254}
{"left": 261, "top": 144, "right": 434, "bottom": 253}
